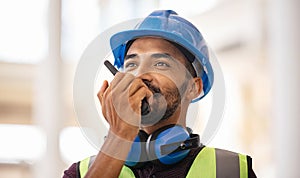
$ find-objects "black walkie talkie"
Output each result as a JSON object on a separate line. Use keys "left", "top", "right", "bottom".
{"left": 104, "top": 60, "right": 150, "bottom": 115}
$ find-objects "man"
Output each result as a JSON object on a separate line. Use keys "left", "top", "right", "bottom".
{"left": 63, "top": 10, "right": 256, "bottom": 178}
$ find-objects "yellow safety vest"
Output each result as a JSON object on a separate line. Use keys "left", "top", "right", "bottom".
{"left": 78, "top": 147, "right": 248, "bottom": 178}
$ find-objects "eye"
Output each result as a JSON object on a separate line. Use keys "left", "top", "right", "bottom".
{"left": 154, "top": 62, "right": 170, "bottom": 68}
{"left": 125, "top": 63, "right": 137, "bottom": 68}
{"left": 124, "top": 62, "right": 138, "bottom": 71}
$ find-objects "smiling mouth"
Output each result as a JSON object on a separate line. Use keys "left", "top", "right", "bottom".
{"left": 141, "top": 98, "right": 151, "bottom": 115}
{"left": 141, "top": 80, "right": 161, "bottom": 116}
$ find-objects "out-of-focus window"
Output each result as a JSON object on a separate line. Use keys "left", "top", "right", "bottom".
{"left": 61, "top": 0, "right": 101, "bottom": 62}
{"left": 0, "top": 124, "right": 46, "bottom": 163}
{"left": 0, "top": 0, "right": 48, "bottom": 64}
{"left": 59, "top": 127, "right": 98, "bottom": 164}
{"left": 159, "top": 0, "right": 219, "bottom": 16}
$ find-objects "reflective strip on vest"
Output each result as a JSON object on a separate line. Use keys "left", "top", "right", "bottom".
{"left": 239, "top": 153, "right": 248, "bottom": 178}
{"left": 79, "top": 147, "right": 248, "bottom": 178}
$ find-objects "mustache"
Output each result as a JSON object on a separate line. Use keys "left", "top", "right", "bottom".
{"left": 143, "top": 80, "right": 161, "bottom": 94}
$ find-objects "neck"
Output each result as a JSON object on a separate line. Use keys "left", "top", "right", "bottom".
{"left": 141, "top": 104, "right": 188, "bottom": 134}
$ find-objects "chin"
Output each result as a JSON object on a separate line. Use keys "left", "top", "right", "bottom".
{"left": 141, "top": 110, "right": 166, "bottom": 126}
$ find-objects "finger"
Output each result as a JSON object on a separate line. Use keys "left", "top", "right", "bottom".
{"left": 97, "top": 80, "right": 109, "bottom": 105}
{"left": 111, "top": 73, "right": 135, "bottom": 93}
{"left": 129, "top": 87, "right": 153, "bottom": 110}
{"left": 128, "top": 78, "right": 149, "bottom": 97}
{"left": 110, "top": 72, "right": 126, "bottom": 88}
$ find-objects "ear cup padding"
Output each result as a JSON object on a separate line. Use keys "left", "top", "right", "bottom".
{"left": 125, "top": 130, "right": 149, "bottom": 168}
{"left": 146, "top": 125, "right": 190, "bottom": 165}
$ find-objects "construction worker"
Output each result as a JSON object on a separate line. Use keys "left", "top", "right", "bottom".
{"left": 63, "top": 10, "right": 256, "bottom": 178}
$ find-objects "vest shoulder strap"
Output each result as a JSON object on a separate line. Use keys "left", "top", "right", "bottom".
{"left": 186, "top": 147, "right": 248, "bottom": 178}
{"left": 78, "top": 156, "right": 91, "bottom": 178}
{"left": 186, "top": 146, "right": 216, "bottom": 178}
{"left": 78, "top": 156, "right": 135, "bottom": 178}
{"left": 119, "top": 166, "right": 135, "bottom": 178}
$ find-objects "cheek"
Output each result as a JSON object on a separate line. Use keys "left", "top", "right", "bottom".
{"left": 158, "top": 72, "right": 188, "bottom": 93}
{"left": 158, "top": 77, "right": 181, "bottom": 100}
{"left": 168, "top": 65, "right": 190, "bottom": 86}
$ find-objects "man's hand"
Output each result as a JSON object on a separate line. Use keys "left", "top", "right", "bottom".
{"left": 97, "top": 72, "right": 152, "bottom": 141}
{"left": 84, "top": 73, "right": 152, "bottom": 178}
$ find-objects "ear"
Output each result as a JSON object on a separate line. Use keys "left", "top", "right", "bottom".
{"left": 186, "top": 77, "right": 203, "bottom": 101}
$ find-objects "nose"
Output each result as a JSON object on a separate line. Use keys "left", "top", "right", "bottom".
{"left": 137, "top": 73, "right": 153, "bottom": 83}
{"left": 134, "top": 60, "right": 152, "bottom": 77}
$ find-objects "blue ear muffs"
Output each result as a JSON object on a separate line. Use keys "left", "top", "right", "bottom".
{"left": 147, "top": 125, "right": 193, "bottom": 165}
{"left": 125, "top": 130, "right": 148, "bottom": 168}
{"left": 125, "top": 125, "right": 200, "bottom": 168}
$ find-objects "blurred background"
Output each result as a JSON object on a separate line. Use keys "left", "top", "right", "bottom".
{"left": 0, "top": 0, "right": 299, "bottom": 177}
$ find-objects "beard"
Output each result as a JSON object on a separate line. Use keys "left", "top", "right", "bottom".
{"left": 141, "top": 80, "right": 188, "bottom": 126}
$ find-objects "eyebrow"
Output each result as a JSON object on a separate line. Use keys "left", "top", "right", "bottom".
{"left": 150, "top": 53, "right": 175, "bottom": 61}
{"left": 124, "top": 54, "right": 137, "bottom": 60}
{"left": 124, "top": 53, "right": 175, "bottom": 61}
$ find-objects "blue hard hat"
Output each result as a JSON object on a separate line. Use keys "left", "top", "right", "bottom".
{"left": 110, "top": 10, "right": 214, "bottom": 101}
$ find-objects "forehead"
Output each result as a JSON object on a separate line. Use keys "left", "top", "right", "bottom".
{"left": 127, "top": 37, "right": 185, "bottom": 59}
